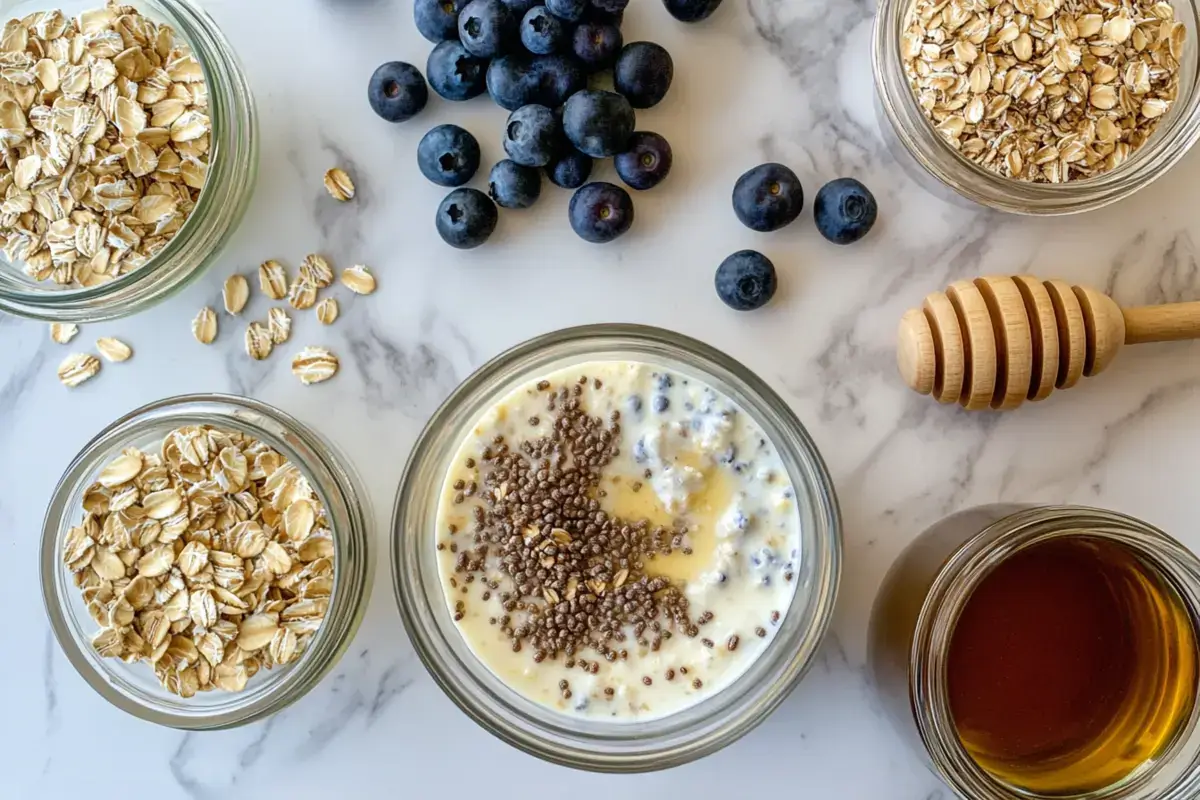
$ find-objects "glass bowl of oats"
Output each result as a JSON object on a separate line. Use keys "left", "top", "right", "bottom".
{"left": 874, "top": 0, "right": 1200, "bottom": 214}
{"left": 0, "top": 0, "right": 257, "bottom": 322}
{"left": 40, "top": 394, "right": 372, "bottom": 728}
{"left": 392, "top": 324, "right": 842, "bottom": 770}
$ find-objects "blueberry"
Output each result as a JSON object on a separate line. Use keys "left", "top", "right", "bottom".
{"left": 367, "top": 62, "right": 428, "bottom": 122}
{"left": 418, "top": 124, "right": 481, "bottom": 187}
{"left": 615, "top": 131, "right": 672, "bottom": 190}
{"left": 414, "top": 0, "right": 470, "bottom": 42}
{"left": 504, "top": 104, "right": 561, "bottom": 167}
{"left": 458, "top": 0, "right": 516, "bottom": 58}
{"left": 656, "top": 373, "right": 673, "bottom": 390}
{"left": 627, "top": 395, "right": 643, "bottom": 413}
{"left": 563, "top": 90, "right": 635, "bottom": 158}
{"left": 427, "top": 41, "right": 488, "bottom": 101}
{"left": 814, "top": 178, "right": 878, "bottom": 245}
{"left": 663, "top": 0, "right": 723, "bottom": 22}
{"left": 521, "top": 7, "right": 567, "bottom": 54}
{"left": 488, "top": 159, "right": 542, "bottom": 208}
{"left": 569, "top": 182, "right": 634, "bottom": 243}
{"left": 545, "top": 149, "right": 592, "bottom": 188}
{"left": 546, "top": 0, "right": 588, "bottom": 21}
{"left": 436, "top": 188, "right": 498, "bottom": 249}
{"left": 633, "top": 438, "right": 648, "bottom": 463}
{"left": 571, "top": 22, "right": 622, "bottom": 70}
{"left": 732, "top": 163, "right": 804, "bottom": 232}
{"left": 487, "top": 54, "right": 585, "bottom": 110}
{"left": 652, "top": 395, "right": 669, "bottom": 412}
{"left": 614, "top": 42, "right": 673, "bottom": 109}
{"left": 715, "top": 250, "right": 777, "bottom": 311}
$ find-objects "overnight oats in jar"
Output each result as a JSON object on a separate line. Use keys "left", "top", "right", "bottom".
{"left": 436, "top": 363, "right": 800, "bottom": 719}
{"left": 393, "top": 325, "right": 841, "bottom": 770}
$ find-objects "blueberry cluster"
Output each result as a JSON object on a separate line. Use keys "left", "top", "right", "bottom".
{"left": 715, "top": 165, "right": 880, "bottom": 311}
{"left": 369, "top": 0, "right": 693, "bottom": 249}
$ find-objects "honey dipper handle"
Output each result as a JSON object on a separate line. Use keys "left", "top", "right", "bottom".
{"left": 1122, "top": 302, "right": 1200, "bottom": 345}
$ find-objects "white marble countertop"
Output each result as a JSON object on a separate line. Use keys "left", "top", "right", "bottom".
{"left": 8, "top": 0, "right": 1200, "bottom": 796}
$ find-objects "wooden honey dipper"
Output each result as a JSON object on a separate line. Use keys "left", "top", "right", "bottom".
{"left": 897, "top": 276, "right": 1200, "bottom": 410}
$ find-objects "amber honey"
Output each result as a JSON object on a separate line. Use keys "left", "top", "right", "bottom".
{"left": 947, "top": 536, "right": 1200, "bottom": 795}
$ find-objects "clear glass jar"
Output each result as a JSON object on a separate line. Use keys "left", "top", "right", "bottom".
{"left": 868, "top": 505, "right": 1200, "bottom": 800}
{"left": 873, "top": 0, "right": 1200, "bottom": 214}
{"left": 392, "top": 324, "right": 843, "bottom": 771}
{"left": 0, "top": 0, "right": 258, "bottom": 322}
{"left": 41, "top": 394, "right": 373, "bottom": 729}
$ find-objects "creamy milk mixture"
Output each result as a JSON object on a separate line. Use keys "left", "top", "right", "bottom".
{"left": 436, "top": 360, "right": 801, "bottom": 720}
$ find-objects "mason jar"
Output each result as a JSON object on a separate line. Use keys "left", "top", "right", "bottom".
{"left": 868, "top": 504, "right": 1200, "bottom": 799}
{"left": 0, "top": 0, "right": 258, "bottom": 321}
{"left": 41, "top": 394, "right": 373, "bottom": 729}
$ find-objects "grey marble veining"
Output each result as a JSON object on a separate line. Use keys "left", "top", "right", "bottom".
{"left": 8, "top": 0, "right": 1200, "bottom": 797}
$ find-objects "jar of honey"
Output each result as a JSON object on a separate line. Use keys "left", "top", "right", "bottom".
{"left": 869, "top": 505, "right": 1200, "bottom": 800}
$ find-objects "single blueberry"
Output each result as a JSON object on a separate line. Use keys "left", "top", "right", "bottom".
{"left": 627, "top": 395, "right": 643, "bottom": 414}
{"left": 652, "top": 395, "right": 669, "bottom": 412}
{"left": 563, "top": 90, "right": 635, "bottom": 158}
{"left": 436, "top": 188, "right": 498, "bottom": 249}
{"left": 417, "top": 124, "right": 481, "bottom": 187}
{"left": 568, "top": 182, "right": 634, "bottom": 243}
{"left": 414, "top": 0, "right": 470, "bottom": 43}
{"left": 614, "top": 42, "right": 673, "bottom": 109}
{"left": 534, "top": 54, "right": 587, "bottom": 106}
{"left": 814, "top": 177, "right": 878, "bottom": 245}
{"left": 458, "top": 0, "right": 516, "bottom": 58}
{"left": 663, "top": 0, "right": 723, "bottom": 22}
{"left": 571, "top": 22, "right": 622, "bottom": 70}
{"left": 520, "top": 6, "right": 567, "bottom": 55}
{"left": 715, "top": 250, "right": 777, "bottom": 311}
{"left": 732, "top": 163, "right": 804, "bottom": 232}
{"left": 546, "top": 0, "right": 588, "bottom": 21}
{"left": 545, "top": 149, "right": 593, "bottom": 189}
{"left": 615, "top": 131, "right": 672, "bottom": 190}
{"left": 487, "top": 54, "right": 586, "bottom": 110}
{"left": 633, "top": 438, "right": 648, "bottom": 463}
{"left": 656, "top": 374, "right": 673, "bottom": 390}
{"left": 504, "top": 104, "right": 561, "bottom": 167}
{"left": 488, "top": 159, "right": 542, "bottom": 209}
{"left": 367, "top": 62, "right": 428, "bottom": 122}
{"left": 426, "top": 41, "right": 488, "bottom": 101}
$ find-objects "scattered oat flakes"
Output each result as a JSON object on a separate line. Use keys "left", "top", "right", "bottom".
{"left": 268, "top": 307, "right": 291, "bottom": 344}
{"left": 291, "top": 347, "right": 339, "bottom": 385}
{"left": 288, "top": 277, "right": 317, "bottom": 310}
{"left": 902, "top": 0, "right": 1184, "bottom": 183}
{"left": 245, "top": 321, "right": 273, "bottom": 360}
{"left": 300, "top": 254, "right": 333, "bottom": 289}
{"left": 64, "top": 424, "right": 333, "bottom": 696}
{"left": 315, "top": 297, "right": 338, "bottom": 325}
{"left": 50, "top": 322, "right": 79, "bottom": 344}
{"left": 223, "top": 274, "right": 250, "bottom": 315}
{"left": 0, "top": 6, "right": 211, "bottom": 287}
{"left": 340, "top": 264, "right": 376, "bottom": 295}
{"left": 58, "top": 352, "right": 100, "bottom": 387}
{"left": 323, "top": 167, "right": 354, "bottom": 202}
{"left": 96, "top": 337, "right": 132, "bottom": 362}
{"left": 192, "top": 306, "right": 217, "bottom": 344}
{"left": 258, "top": 259, "right": 288, "bottom": 300}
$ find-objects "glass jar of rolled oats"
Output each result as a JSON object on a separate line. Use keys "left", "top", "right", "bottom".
{"left": 0, "top": 0, "right": 257, "bottom": 322}
{"left": 41, "top": 394, "right": 372, "bottom": 728}
{"left": 873, "top": 0, "right": 1200, "bottom": 214}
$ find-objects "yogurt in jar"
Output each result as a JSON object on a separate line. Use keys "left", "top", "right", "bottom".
{"left": 436, "top": 360, "right": 801, "bottom": 720}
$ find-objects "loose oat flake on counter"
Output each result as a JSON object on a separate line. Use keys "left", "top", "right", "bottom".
{"left": 291, "top": 347, "right": 338, "bottom": 384}
{"left": 192, "top": 305, "right": 216, "bottom": 344}
{"left": 58, "top": 351, "right": 99, "bottom": 386}
{"left": 50, "top": 321, "right": 79, "bottom": 343}
{"left": 903, "top": 0, "right": 1185, "bottom": 182}
{"left": 95, "top": 335, "right": 131, "bottom": 361}
{"left": 0, "top": 2, "right": 212, "bottom": 286}
{"left": 323, "top": 167, "right": 354, "bottom": 202}
{"left": 315, "top": 296, "right": 338, "bottom": 325}
{"left": 63, "top": 425, "right": 334, "bottom": 696}
{"left": 223, "top": 273, "right": 249, "bottom": 315}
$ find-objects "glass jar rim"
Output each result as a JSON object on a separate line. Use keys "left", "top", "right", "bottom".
{"left": 910, "top": 505, "right": 1200, "bottom": 800}
{"left": 391, "top": 323, "right": 843, "bottom": 771}
{"left": 0, "top": 0, "right": 258, "bottom": 321}
{"left": 41, "top": 393, "right": 373, "bottom": 729}
{"left": 872, "top": 0, "right": 1200, "bottom": 215}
